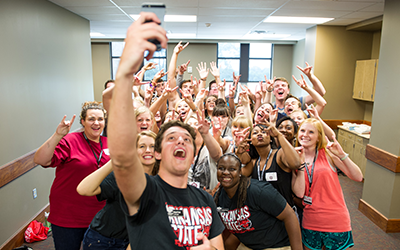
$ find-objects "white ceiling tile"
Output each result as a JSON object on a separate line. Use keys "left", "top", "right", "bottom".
{"left": 47, "top": 0, "right": 385, "bottom": 41}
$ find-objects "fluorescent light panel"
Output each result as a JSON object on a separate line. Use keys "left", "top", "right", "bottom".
{"left": 167, "top": 33, "right": 196, "bottom": 38}
{"left": 264, "top": 16, "right": 334, "bottom": 24}
{"left": 130, "top": 15, "right": 197, "bottom": 22}
{"left": 90, "top": 32, "right": 105, "bottom": 37}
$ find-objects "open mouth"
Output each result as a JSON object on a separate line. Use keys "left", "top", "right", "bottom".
{"left": 143, "top": 155, "right": 154, "bottom": 160}
{"left": 287, "top": 107, "right": 293, "bottom": 113}
{"left": 173, "top": 149, "right": 186, "bottom": 159}
{"left": 180, "top": 111, "right": 187, "bottom": 117}
{"left": 140, "top": 126, "right": 148, "bottom": 131}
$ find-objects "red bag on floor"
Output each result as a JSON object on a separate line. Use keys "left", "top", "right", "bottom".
{"left": 24, "top": 220, "right": 49, "bottom": 243}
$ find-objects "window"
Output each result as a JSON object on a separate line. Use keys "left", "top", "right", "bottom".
{"left": 248, "top": 43, "right": 272, "bottom": 82}
{"left": 217, "top": 43, "right": 273, "bottom": 82}
{"left": 217, "top": 43, "right": 240, "bottom": 82}
{"left": 110, "top": 42, "right": 167, "bottom": 81}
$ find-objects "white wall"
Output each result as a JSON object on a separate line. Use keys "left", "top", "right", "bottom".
{"left": 0, "top": 0, "right": 94, "bottom": 245}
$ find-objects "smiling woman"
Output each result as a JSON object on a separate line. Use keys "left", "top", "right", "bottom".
{"left": 33, "top": 101, "right": 110, "bottom": 250}
{"left": 214, "top": 153, "right": 302, "bottom": 250}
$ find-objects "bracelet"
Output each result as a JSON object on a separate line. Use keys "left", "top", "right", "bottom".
{"left": 340, "top": 153, "right": 349, "bottom": 161}
{"left": 298, "top": 163, "right": 306, "bottom": 170}
{"left": 201, "top": 78, "right": 207, "bottom": 81}
{"left": 267, "top": 89, "right": 273, "bottom": 92}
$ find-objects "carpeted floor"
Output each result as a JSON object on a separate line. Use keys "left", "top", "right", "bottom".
{"left": 19, "top": 175, "right": 400, "bottom": 250}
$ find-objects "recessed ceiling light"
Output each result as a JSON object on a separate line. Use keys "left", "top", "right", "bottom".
{"left": 264, "top": 16, "right": 334, "bottom": 24}
{"left": 130, "top": 15, "right": 197, "bottom": 22}
{"left": 167, "top": 33, "right": 196, "bottom": 38}
{"left": 90, "top": 32, "right": 105, "bottom": 37}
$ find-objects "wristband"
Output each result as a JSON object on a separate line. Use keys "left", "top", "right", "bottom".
{"left": 201, "top": 78, "right": 207, "bottom": 81}
{"left": 267, "top": 89, "right": 273, "bottom": 92}
{"left": 340, "top": 153, "right": 349, "bottom": 161}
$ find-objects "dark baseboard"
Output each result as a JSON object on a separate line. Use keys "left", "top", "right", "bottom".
{"left": 0, "top": 204, "right": 50, "bottom": 250}
{"left": 359, "top": 199, "right": 400, "bottom": 233}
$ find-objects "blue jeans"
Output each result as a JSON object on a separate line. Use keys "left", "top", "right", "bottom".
{"left": 82, "top": 227, "right": 129, "bottom": 250}
{"left": 51, "top": 224, "right": 87, "bottom": 250}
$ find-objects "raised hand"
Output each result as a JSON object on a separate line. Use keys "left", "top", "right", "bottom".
{"left": 196, "top": 62, "right": 209, "bottom": 81}
{"left": 56, "top": 115, "right": 76, "bottom": 137}
{"left": 142, "top": 62, "right": 157, "bottom": 71}
{"left": 153, "top": 69, "right": 166, "bottom": 82}
{"left": 292, "top": 74, "right": 308, "bottom": 90}
{"left": 228, "top": 81, "right": 237, "bottom": 99}
{"left": 297, "top": 62, "right": 313, "bottom": 79}
{"left": 306, "top": 104, "right": 319, "bottom": 119}
{"left": 233, "top": 72, "right": 241, "bottom": 84}
{"left": 294, "top": 146, "right": 305, "bottom": 163}
{"left": 210, "top": 61, "right": 220, "bottom": 78}
{"left": 269, "top": 108, "right": 278, "bottom": 125}
{"left": 326, "top": 135, "right": 347, "bottom": 158}
{"left": 265, "top": 122, "right": 281, "bottom": 138}
{"left": 162, "top": 80, "right": 179, "bottom": 97}
{"left": 173, "top": 41, "right": 189, "bottom": 54}
{"left": 240, "top": 84, "right": 256, "bottom": 101}
{"left": 218, "top": 79, "right": 226, "bottom": 92}
{"left": 196, "top": 88, "right": 209, "bottom": 101}
{"left": 264, "top": 76, "right": 275, "bottom": 92}
{"left": 196, "top": 110, "right": 211, "bottom": 135}
{"left": 234, "top": 127, "right": 251, "bottom": 153}
{"left": 144, "top": 85, "right": 155, "bottom": 102}
{"left": 203, "top": 182, "right": 220, "bottom": 196}
{"left": 238, "top": 86, "right": 250, "bottom": 106}
{"left": 178, "top": 60, "right": 190, "bottom": 74}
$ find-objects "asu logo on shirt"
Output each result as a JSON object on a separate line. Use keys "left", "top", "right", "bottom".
{"left": 218, "top": 205, "right": 255, "bottom": 233}
{"left": 165, "top": 203, "right": 212, "bottom": 249}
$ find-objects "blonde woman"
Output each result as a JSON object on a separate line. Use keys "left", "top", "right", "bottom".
{"left": 295, "top": 118, "right": 363, "bottom": 250}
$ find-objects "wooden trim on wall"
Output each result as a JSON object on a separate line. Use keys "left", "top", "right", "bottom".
{"left": 365, "top": 144, "right": 400, "bottom": 173}
{"left": 359, "top": 199, "right": 400, "bottom": 233}
{"left": 0, "top": 204, "right": 50, "bottom": 250}
{"left": 323, "top": 119, "right": 371, "bottom": 130}
{"left": 0, "top": 128, "right": 83, "bottom": 189}
{"left": 0, "top": 150, "right": 38, "bottom": 188}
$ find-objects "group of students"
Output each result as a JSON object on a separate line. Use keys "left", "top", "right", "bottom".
{"left": 34, "top": 12, "right": 364, "bottom": 250}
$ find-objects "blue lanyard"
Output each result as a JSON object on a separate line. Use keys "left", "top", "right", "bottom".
{"left": 256, "top": 149, "right": 273, "bottom": 181}
{"left": 305, "top": 149, "right": 319, "bottom": 195}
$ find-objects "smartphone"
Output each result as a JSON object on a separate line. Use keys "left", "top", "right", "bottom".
{"left": 141, "top": 3, "right": 166, "bottom": 51}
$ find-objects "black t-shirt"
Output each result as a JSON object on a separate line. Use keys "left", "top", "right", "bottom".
{"left": 90, "top": 172, "right": 128, "bottom": 239}
{"left": 251, "top": 150, "right": 294, "bottom": 207}
{"left": 121, "top": 174, "right": 225, "bottom": 249}
{"left": 216, "top": 179, "right": 290, "bottom": 249}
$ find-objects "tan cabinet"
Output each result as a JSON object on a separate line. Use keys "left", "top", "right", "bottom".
{"left": 353, "top": 59, "right": 379, "bottom": 102}
{"left": 337, "top": 127, "right": 369, "bottom": 176}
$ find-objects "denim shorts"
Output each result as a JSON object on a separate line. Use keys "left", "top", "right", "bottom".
{"left": 82, "top": 227, "right": 129, "bottom": 250}
{"left": 302, "top": 228, "right": 354, "bottom": 250}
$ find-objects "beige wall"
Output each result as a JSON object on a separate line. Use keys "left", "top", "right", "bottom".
{"left": 92, "top": 43, "right": 112, "bottom": 102}
{"left": 311, "top": 26, "right": 373, "bottom": 119}
{"left": 167, "top": 43, "right": 218, "bottom": 85}
{"left": 0, "top": 0, "right": 93, "bottom": 246}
